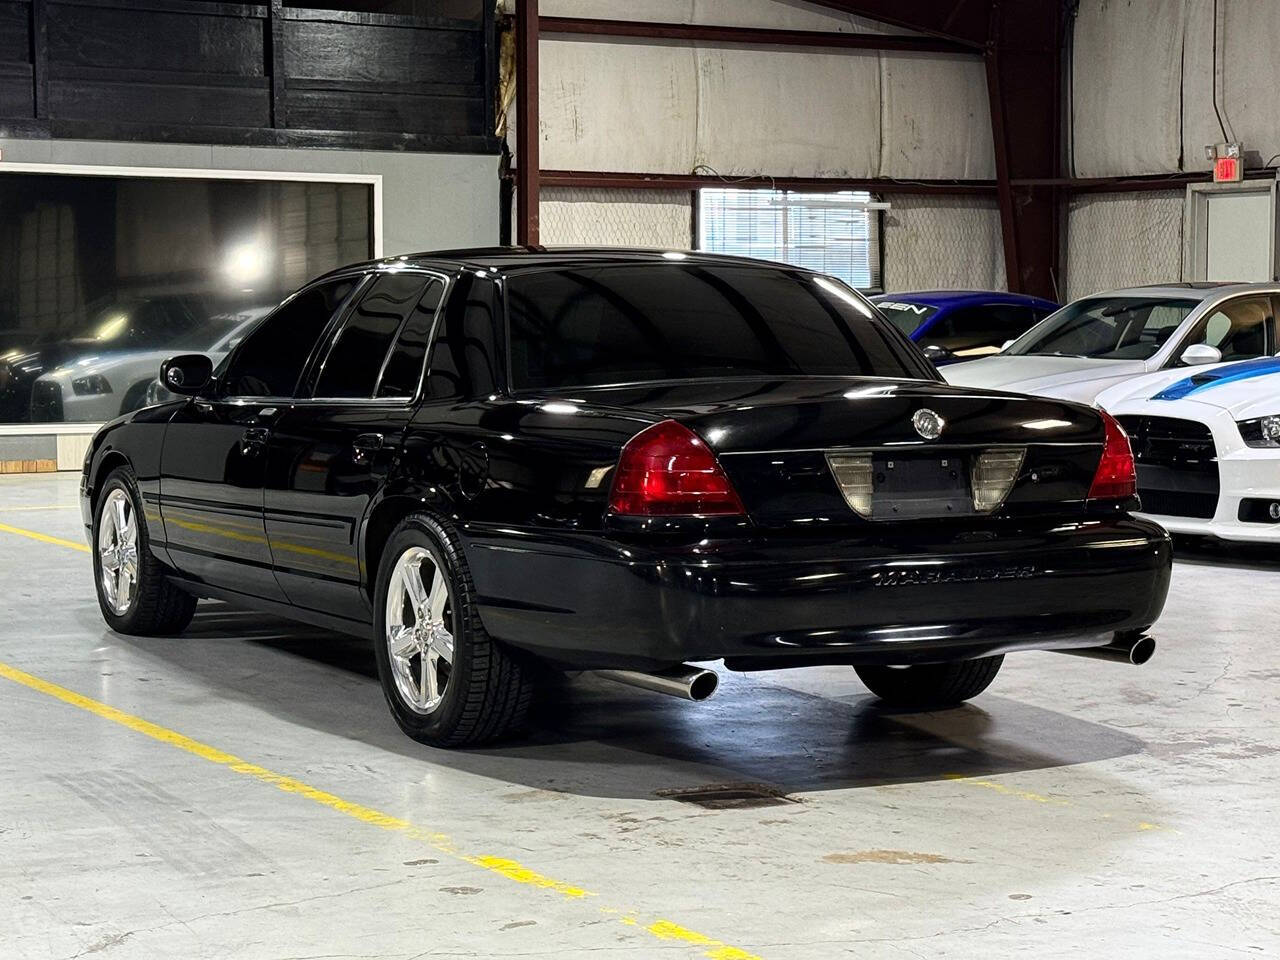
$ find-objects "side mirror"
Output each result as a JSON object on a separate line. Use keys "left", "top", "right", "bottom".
{"left": 159, "top": 354, "right": 213, "bottom": 396}
{"left": 1180, "top": 343, "right": 1222, "bottom": 366}
{"left": 922, "top": 344, "right": 956, "bottom": 364}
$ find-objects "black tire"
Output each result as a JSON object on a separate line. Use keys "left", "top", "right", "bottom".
{"left": 92, "top": 468, "right": 197, "bottom": 635}
{"left": 854, "top": 655, "right": 1003, "bottom": 709}
{"left": 372, "top": 514, "right": 535, "bottom": 747}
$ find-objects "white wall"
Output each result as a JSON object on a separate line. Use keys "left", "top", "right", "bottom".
{"left": 1072, "top": 0, "right": 1280, "bottom": 178}
{"left": 1067, "top": 0, "right": 1280, "bottom": 297}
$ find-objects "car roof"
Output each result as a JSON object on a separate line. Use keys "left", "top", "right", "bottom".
{"left": 313, "top": 246, "right": 806, "bottom": 280}
{"left": 1081, "top": 281, "right": 1280, "bottom": 301}
{"left": 871, "top": 290, "right": 1058, "bottom": 309}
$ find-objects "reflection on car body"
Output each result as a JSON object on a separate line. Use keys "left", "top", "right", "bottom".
{"left": 81, "top": 249, "right": 1172, "bottom": 747}
{"left": 32, "top": 306, "right": 271, "bottom": 422}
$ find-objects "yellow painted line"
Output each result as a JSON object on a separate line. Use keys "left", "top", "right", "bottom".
{"left": 0, "top": 520, "right": 90, "bottom": 553}
{"left": 945, "top": 773, "right": 1173, "bottom": 833}
{"left": 0, "top": 659, "right": 764, "bottom": 960}
{"left": 944, "top": 773, "right": 1069, "bottom": 806}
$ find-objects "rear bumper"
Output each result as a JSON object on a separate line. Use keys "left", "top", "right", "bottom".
{"left": 464, "top": 517, "right": 1172, "bottom": 671}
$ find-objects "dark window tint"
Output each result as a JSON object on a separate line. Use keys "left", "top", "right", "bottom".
{"left": 313, "top": 273, "right": 429, "bottom": 398}
{"left": 377, "top": 278, "right": 446, "bottom": 398}
{"left": 425, "top": 273, "right": 501, "bottom": 401}
{"left": 221, "top": 278, "right": 357, "bottom": 398}
{"left": 925, "top": 305, "right": 1039, "bottom": 355}
{"left": 507, "top": 265, "right": 931, "bottom": 390}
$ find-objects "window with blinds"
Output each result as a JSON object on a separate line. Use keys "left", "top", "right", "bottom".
{"left": 696, "top": 188, "right": 882, "bottom": 291}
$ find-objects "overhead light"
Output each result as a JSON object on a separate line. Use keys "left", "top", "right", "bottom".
{"left": 224, "top": 241, "right": 268, "bottom": 284}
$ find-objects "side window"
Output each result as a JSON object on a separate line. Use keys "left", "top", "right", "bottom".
{"left": 1184, "top": 296, "right": 1274, "bottom": 362}
{"left": 221, "top": 278, "right": 357, "bottom": 398}
{"left": 425, "top": 273, "right": 500, "bottom": 401}
{"left": 930, "top": 307, "right": 1008, "bottom": 347}
{"left": 376, "top": 278, "right": 447, "bottom": 398}
{"left": 313, "top": 273, "right": 430, "bottom": 399}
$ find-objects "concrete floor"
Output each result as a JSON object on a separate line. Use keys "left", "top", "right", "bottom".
{"left": 1, "top": 472, "right": 1277, "bottom": 960}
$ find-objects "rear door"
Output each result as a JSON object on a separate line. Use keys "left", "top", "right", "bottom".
{"left": 159, "top": 276, "right": 361, "bottom": 600}
{"left": 263, "top": 271, "right": 447, "bottom": 622}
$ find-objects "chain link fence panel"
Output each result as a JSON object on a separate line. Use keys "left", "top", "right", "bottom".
{"left": 1065, "top": 190, "right": 1183, "bottom": 301}
{"left": 539, "top": 188, "right": 694, "bottom": 249}
{"left": 881, "top": 194, "right": 1006, "bottom": 293}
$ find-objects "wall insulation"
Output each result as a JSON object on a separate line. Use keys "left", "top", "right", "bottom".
{"left": 508, "top": 0, "right": 995, "bottom": 180}
{"left": 1064, "top": 191, "right": 1184, "bottom": 301}
{"left": 881, "top": 195, "right": 1006, "bottom": 293}
{"left": 1073, "top": 0, "right": 1280, "bottom": 177}
{"left": 539, "top": 188, "right": 692, "bottom": 247}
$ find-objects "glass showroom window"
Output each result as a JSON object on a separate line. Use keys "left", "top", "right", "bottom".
{"left": 697, "top": 188, "right": 882, "bottom": 291}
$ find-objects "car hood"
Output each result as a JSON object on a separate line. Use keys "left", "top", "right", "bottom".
{"left": 1095, "top": 356, "right": 1280, "bottom": 418}
{"left": 942, "top": 355, "right": 1150, "bottom": 400}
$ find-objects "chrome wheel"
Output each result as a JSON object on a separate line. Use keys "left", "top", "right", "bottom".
{"left": 385, "top": 546, "right": 454, "bottom": 715}
{"left": 98, "top": 488, "right": 139, "bottom": 616}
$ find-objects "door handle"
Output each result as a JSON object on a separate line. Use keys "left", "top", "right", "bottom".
{"left": 240, "top": 426, "right": 270, "bottom": 456}
{"left": 352, "top": 433, "right": 385, "bottom": 462}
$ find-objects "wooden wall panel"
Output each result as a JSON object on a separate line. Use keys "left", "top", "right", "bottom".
{"left": 47, "top": 5, "right": 265, "bottom": 76}
{"left": 0, "top": 0, "right": 497, "bottom": 152}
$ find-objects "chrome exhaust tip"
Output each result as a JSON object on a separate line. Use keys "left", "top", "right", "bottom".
{"left": 1054, "top": 633, "right": 1156, "bottom": 665}
{"left": 594, "top": 665, "right": 720, "bottom": 701}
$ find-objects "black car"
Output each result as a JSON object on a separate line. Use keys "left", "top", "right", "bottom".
{"left": 81, "top": 249, "right": 1172, "bottom": 747}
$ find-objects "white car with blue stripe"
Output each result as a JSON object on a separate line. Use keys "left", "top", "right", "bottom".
{"left": 1096, "top": 357, "right": 1280, "bottom": 542}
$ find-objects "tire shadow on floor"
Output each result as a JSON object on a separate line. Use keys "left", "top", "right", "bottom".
{"left": 107, "top": 602, "right": 1147, "bottom": 803}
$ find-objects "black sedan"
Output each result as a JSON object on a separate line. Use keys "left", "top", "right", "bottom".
{"left": 80, "top": 249, "right": 1172, "bottom": 746}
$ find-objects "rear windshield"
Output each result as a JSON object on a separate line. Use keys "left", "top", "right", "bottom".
{"left": 874, "top": 300, "right": 939, "bottom": 336}
{"left": 506, "top": 264, "right": 934, "bottom": 390}
{"left": 1006, "top": 296, "right": 1198, "bottom": 360}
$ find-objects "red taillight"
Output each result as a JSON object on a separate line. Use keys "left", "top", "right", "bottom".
{"left": 608, "top": 420, "right": 745, "bottom": 517}
{"left": 1089, "top": 410, "right": 1138, "bottom": 501}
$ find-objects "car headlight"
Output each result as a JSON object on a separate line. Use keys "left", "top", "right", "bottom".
{"left": 71, "top": 374, "right": 113, "bottom": 396}
{"left": 1238, "top": 415, "right": 1280, "bottom": 448}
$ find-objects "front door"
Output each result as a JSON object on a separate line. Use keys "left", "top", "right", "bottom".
{"left": 159, "top": 274, "right": 364, "bottom": 601}
{"left": 160, "top": 400, "right": 283, "bottom": 600}
{"left": 264, "top": 271, "right": 446, "bottom": 622}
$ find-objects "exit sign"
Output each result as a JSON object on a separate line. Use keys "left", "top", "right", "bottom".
{"left": 1214, "top": 156, "right": 1243, "bottom": 182}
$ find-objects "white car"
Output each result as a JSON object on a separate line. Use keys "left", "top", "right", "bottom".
{"left": 943, "top": 282, "right": 1280, "bottom": 403}
{"left": 1095, "top": 357, "right": 1280, "bottom": 543}
{"left": 33, "top": 307, "right": 269, "bottom": 422}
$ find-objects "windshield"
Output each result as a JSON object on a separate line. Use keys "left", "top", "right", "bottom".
{"left": 1006, "top": 296, "right": 1198, "bottom": 360}
{"left": 874, "top": 301, "right": 939, "bottom": 336}
{"left": 507, "top": 264, "right": 936, "bottom": 390}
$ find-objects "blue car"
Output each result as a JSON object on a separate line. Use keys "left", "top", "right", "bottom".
{"left": 871, "top": 290, "right": 1059, "bottom": 365}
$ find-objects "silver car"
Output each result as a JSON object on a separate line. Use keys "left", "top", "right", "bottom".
{"left": 943, "top": 282, "right": 1280, "bottom": 403}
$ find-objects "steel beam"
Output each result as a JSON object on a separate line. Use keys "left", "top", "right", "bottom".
{"left": 538, "top": 17, "right": 976, "bottom": 55}
{"left": 515, "top": 0, "right": 539, "bottom": 246}
{"left": 519, "top": 169, "right": 998, "bottom": 196}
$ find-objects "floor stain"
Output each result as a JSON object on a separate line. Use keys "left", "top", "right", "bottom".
{"left": 501, "top": 920, "right": 538, "bottom": 930}
{"left": 823, "top": 850, "right": 971, "bottom": 865}
{"left": 441, "top": 886, "right": 484, "bottom": 895}
{"left": 404, "top": 858, "right": 439, "bottom": 866}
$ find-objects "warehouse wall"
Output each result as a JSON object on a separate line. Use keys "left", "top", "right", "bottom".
{"left": 1067, "top": 0, "right": 1280, "bottom": 296}
{"left": 512, "top": 0, "right": 1001, "bottom": 290}
{"left": 881, "top": 196, "right": 1005, "bottom": 294}
{"left": 1064, "top": 191, "right": 1184, "bottom": 301}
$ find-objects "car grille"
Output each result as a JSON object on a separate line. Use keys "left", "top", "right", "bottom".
{"left": 1115, "top": 415, "right": 1219, "bottom": 519}
{"left": 30, "top": 381, "right": 63, "bottom": 422}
